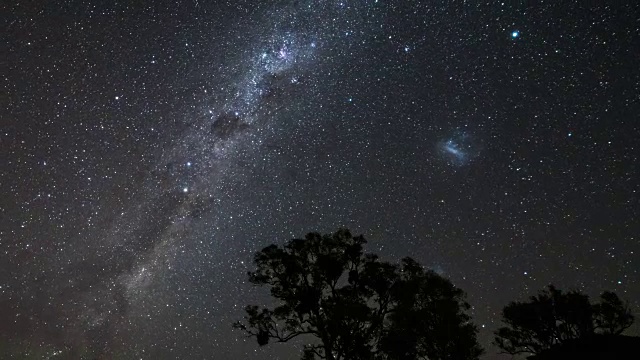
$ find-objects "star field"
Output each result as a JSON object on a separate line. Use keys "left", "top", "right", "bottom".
{"left": 2, "top": 1, "right": 639, "bottom": 359}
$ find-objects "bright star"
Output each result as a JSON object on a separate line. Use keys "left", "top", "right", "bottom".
{"left": 511, "top": 30, "right": 519, "bottom": 38}
{"left": 183, "top": 187, "right": 188, "bottom": 193}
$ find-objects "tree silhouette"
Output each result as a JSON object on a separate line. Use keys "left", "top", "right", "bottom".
{"left": 593, "top": 291, "right": 635, "bottom": 335}
{"left": 234, "top": 229, "right": 482, "bottom": 360}
{"left": 494, "top": 285, "right": 635, "bottom": 356}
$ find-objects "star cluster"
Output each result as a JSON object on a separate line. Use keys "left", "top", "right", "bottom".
{"left": 2, "top": 1, "right": 639, "bottom": 359}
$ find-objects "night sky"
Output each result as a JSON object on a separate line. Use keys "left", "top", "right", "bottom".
{"left": 2, "top": 1, "right": 639, "bottom": 359}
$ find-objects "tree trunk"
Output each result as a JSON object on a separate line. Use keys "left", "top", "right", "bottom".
{"left": 324, "top": 341, "right": 335, "bottom": 360}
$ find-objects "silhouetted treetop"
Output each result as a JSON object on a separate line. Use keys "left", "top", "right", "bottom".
{"left": 593, "top": 291, "right": 635, "bottom": 335}
{"left": 494, "top": 285, "right": 634, "bottom": 356}
{"left": 234, "top": 228, "right": 483, "bottom": 360}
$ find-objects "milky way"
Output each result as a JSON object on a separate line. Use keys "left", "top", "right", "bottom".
{"left": 3, "top": 1, "right": 639, "bottom": 359}
{"left": 71, "top": 3, "right": 373, "bottom": 356}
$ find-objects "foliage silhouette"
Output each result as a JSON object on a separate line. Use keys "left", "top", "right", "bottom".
{"left": 494, "top": 285, "right": 634, "bottom": 356}
{"left": 234, "top": 229, "right": 482, "bottom": 360}
{"left": 526, "top": 334, "right": 640, "bottom": 360}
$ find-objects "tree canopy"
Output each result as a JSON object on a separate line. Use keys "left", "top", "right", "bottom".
{"left": 494, "top": 285, "right": 634, "bottom": 356}
{"left": 234, "top": 229, "right": 483, "bottom": 360}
